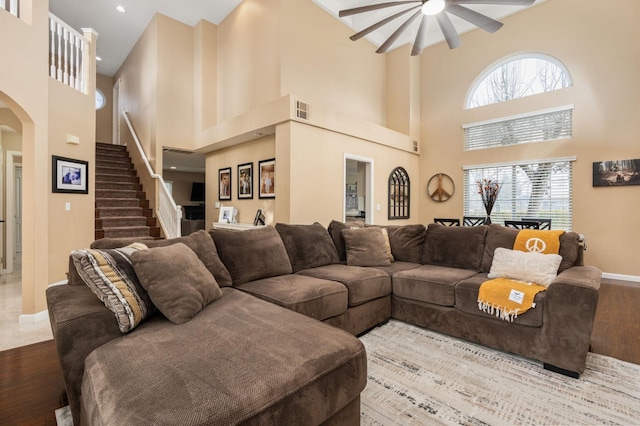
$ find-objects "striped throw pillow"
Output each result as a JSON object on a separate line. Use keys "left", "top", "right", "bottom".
{"left": 71, "top": 243, "right": 154, "bottom": 333}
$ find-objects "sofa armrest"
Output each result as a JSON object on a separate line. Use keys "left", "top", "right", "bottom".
{"left": 46, "top": 283, "right": 122, "bottom": 425}
{"left": 541, "top": 265, "right": 602, "bottom": 373}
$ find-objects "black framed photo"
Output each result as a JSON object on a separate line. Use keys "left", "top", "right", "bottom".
{"left": 593, "top": 159, "right": 640, "bottom": 187}
{"left": 52, "top": 155, "right": 88, "bottom": 194}
{"left": 219, "top": 167, "right": 232, "bottom": 201}
{"left": 258, "top": 158, "right": 275, "bottom": 199}
{"left": 237, "top": 162, "right": 253, "bottom": 199}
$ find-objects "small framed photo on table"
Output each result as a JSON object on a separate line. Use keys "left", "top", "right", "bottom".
{"left": 258, "top": 158, "right": 275, "bottom": 199}
{"left": 218, "top": 206, "right": 237, "bottom": 223}
{"left": 52, "top": 156, "right": 88, "bottom": 194}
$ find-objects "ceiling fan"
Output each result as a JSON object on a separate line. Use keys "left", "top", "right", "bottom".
{"left": 339, "top": 0, "right": 535, "bottom": 55}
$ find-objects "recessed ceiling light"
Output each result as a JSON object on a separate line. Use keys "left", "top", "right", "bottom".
{"left": 96, "top": 56, "right": 102, "bottom": 61}
{"left": 116, "top": 5, "right": 126, "bottom": 13}
{"left": 253, "top": 132, "right": 263, "bottom": 137}
{"left": 170, "top": 166, "right": 177, "bottom": 170}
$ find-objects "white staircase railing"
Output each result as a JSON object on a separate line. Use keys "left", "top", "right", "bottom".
{"left": 122, "top": 111, "right": 182, "bottom": 238}
{"left": 0, "top": 0, "right": 19, "bottom": 17}
{"left": 49, "top": 12, "right": 89, "bottom": 93}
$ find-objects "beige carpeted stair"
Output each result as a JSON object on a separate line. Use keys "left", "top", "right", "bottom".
{"left": 95, "top": 143, "right": 161, "bottom": 241}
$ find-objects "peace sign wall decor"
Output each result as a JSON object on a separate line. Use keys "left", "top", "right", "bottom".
{"left": 427, "top": 173, "right": 454, "bottom": 202}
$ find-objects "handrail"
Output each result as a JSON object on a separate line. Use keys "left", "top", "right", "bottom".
{"left": 121, "top": 111, "right": 182, "bottom": 238}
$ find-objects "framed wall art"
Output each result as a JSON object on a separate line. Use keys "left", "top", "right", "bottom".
{"left": 219, "top": 167, "right": 232, "bottom": 201}
{"left": 52, "top": 155, "right": 88, "bottom": 194}
{"left": 593, "top": 159, "right": 640, "bottom": 187}
{"left": 258, "top": 158, "right": 275, "bottom": 199}
{"left": 237, "top": 162, "right": 253, "bottom": 199}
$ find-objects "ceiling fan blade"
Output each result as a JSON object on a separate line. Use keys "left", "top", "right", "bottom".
{"left": 376, "top": 10, "right": 423, "bottom": 53}
{"left": 436, "top": 12, "right": 462, "bottom": 49}
{"left": 446, "top": 3, "right": 503, "bottom": 33}
{"left": 350, "top": 5, "right": 421, "bottom": 41}
{"left": 339, "top": 1, "right": 422, "bottom": 18}
{"left": 411, "top": 15, "right": 430, "bottom": 56}
{"left": 451, "top": 0, "right": 535, "bottom": 5}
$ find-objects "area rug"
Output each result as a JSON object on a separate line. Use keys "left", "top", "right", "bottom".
{"left": 359, "top": 320, "right": 640, "bottom": 425}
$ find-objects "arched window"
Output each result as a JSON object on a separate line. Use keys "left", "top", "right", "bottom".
{"left": 95, "top": 89, "right": 106, "bottom": 110}
{"left": 388, "top": 167, "right": 410, "bottom": 220}
{"left": 466, "top": 53, "right": 572, "bottom": 109}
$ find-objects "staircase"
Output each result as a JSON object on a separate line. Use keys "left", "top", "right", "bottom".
{"left": 95, "top": 143, "right": 161, "bottom": 240}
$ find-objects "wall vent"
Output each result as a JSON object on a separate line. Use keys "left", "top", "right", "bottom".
{"left": 296, "top": 100, "right": 310, "bottom": 120}
{"left": 413, "top": 141, "right": 418, "bottom": 152}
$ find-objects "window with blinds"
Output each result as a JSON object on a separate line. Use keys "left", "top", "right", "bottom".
{"left": 463, "top": 106, "right": 573, "bottom": 151}
{"left": 463, "top": 158, "right": 574, "bottom": 230}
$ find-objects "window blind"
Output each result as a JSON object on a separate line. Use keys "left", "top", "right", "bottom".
{"left": 463, "top": 106, "right": 573, "bottom": 151}
{"left": 463, "top": 158, "right": 574, "bottom": 230}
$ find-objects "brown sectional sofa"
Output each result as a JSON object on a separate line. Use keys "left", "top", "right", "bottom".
{"left": 46, "top": 221, "right": 601, "bottom": 425}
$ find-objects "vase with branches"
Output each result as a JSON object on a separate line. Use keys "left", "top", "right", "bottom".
{"left": 477, "top": 179, "right": 501, "bottom": 225}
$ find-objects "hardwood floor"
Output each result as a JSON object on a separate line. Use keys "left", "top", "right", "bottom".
{"left": 0, "top": 279, "right": 638, "bottom": 425}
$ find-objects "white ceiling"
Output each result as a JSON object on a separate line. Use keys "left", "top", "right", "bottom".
{"left": 49, "top": 0, "right": 244, "bottom": 77}
{"left": 312, "top": 0, "right": 544, "bottom": 53}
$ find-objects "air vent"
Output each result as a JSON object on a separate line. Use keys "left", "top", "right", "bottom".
{"left": 163, "top": 147, "right": 194, "bottom": 155}
{"left": 296, "top": 100, "right": 310, "bottom": 120}
{"left": 413, "top": 141, "right": 418, "bottom": 152}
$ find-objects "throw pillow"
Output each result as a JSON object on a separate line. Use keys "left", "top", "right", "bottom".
{"left": 210, "top": 226, "right": 293, "bottom": 285}
{"left": 275, "top": 222, "right": 340, "bottom": 272}
{"left": 131, "top": 243, "right": 223, "bottom": 325}
{"left": 488, "top": 247, "right": 562, "bottom": 287}
{"left": 381, "top": 228, "right": 394, "bottom": 262}
{"left": 383, "top": 224, "right": 425, "bottom": 263}
{"left": 71, "top": 243, "right": 154, "bottom": 333}
{"left": 342, "top": 227, "right": 392, "bottom": 267}
{"left": 89, "top": 230, "right": 233, "bottom": 287}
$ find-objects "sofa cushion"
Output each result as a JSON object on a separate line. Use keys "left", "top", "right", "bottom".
{"left": 275, "top": 222, "right": 340, "bottom": 272}
{"left": 236, "top": 275, "right": 348, "bottom": 321}
{"left": 384, "top": 224, "right": 426, "bottom": 263}
{"left": 81, "top": 288, "right": 367, "bottom": 426}
{"left": 342, "top": 227, "right": 391, "bottom": 267}
{"left": 455, "top": 274, "right": 545, "bottom": 327}
{"left": 131, "top": 243, "right": 223, "bottom": 324}
{"left": 488, "top": 247, "right": 562, "bottom": 287}
{"left": 297, "top": 264, "right": 391, "bottom": 307}
{"left": 70, "top": 243, "right": 154, "bottom": 333}
{"left": 392, "top": 264, "right": 478, "bottom": 306}
{"left": 368, "top": 261, "right": 422, "bottom": 276}
{"left": 210, "top": 226, "right": 293, "bottom": 285}
{"left": 90, "top": 230, "right": 233, "bottom": 288}
{"left": 558, "top": 231, "right": 581, "bottom": 272}
{"left": 422, "top": 224, "right": 488, "bottom": 272}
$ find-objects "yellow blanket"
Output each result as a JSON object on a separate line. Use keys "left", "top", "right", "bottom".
{"left": 478, "top": 278, "right": 547, "bottom": 322}
{"left": 478, "top": 229, "right": 564, "bottom": 321}
{"left": 513, "top": 229, "right": 564, "bottom": 254}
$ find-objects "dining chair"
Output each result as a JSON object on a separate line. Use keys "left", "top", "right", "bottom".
{"left": 433, "top": 218, "right": 460, "bottom": 226}
{"left": 521, "top": 218, "right": 552, "bottom": 230}
{"left": 504, "top": 220, "right": 540, "bottom": 230}
{"left": 462, "top": 216, "right": 486, "bottom": 227}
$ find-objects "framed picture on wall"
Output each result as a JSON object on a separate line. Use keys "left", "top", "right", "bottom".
{"left": 258, "top": 158, "right": 275, "bottom": 199}
{"left": 237, "top": 162, "right": 253, "bottom": 199}
{"left": 52, "top": 155, "right": 89, "bottom": 194}
{"left": 218, "top": 167, "right": 232, "bottom": 201}
{"left": 593, "top": 159, "right": 640, "bottom": 187}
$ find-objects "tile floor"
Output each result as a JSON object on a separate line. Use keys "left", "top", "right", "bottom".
{"left": 0, "top": 258, "right": 54, "bottom": 352}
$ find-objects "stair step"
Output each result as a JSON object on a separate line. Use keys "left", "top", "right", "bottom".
{"left": 96, "top": 198, "right": 143, "bottom": 208}
{"left": 102, "top": 226, "right": 151, "bottom": 239}
{"left": 96, "top": 166, "right": 137, "bottom": 176}
{"left": 96, "top": 151, "right": 130, "bottom": 162}
{"left": 96, "top": 158, "right": 133, "bottom": 169}
{"left": 97, "top": 216, "right": 148, "bottom": 227}
{"left": 95, "top": 173, "right": 139, "bottom": 184}
{"left": 96, "top": 189, "right": 139, "bottom": 199}
{"left": 95, "top": 207, "right": 144, "bottom": 217}
{"left": 96, "top": 143, "right": 127, "bottom": 152}
{"left": 96, "top": 181, "right": 142, "bottom": 191}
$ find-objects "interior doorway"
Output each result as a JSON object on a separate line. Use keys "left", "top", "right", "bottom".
{"left": 5, "top": 151, "right": 22, "bottom": 274}
{"left": 344, "top": 154, "right": 374, "bottom": 225}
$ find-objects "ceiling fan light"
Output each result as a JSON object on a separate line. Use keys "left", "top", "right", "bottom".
{"left": 422, "top": 0, "right": 445, "bottom": 16}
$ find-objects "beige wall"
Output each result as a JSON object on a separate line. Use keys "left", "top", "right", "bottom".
{"left": 96, "top": 74, "right": 114, "bottom": 143}
{"left": 162, "top": 170, "right": 205, "bottom": 208}
{"left": 419, "top": 0, "right": 640, "bottom": 276}
{"left": 205, "top": 136, "right": 275, "bottom": 227}
{"left": 0, "top": 2, "right": 97, "bottom": 314}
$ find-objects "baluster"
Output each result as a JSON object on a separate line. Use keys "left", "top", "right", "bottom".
{"left": 49, "top": 17, "right": 56, "bottom": 79}
{"left": 56, "top": 22, "right": 63, "bottom": 81}
{"left": 78, "top": 35, "right": 85, "bottom": 92}
{"left": 63, "top": 27, "right": 70, "bottom": 85}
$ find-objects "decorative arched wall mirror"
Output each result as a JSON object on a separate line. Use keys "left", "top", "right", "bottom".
{"left": 388, "top": 167, "right": 410, "bottom": 220}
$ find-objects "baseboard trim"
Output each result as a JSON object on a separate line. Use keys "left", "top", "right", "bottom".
{"left": 602, "top": 272, "right": 640, "bottom": 283}
{"left": 19, "top": 310, "right": 49, "bottom": 324}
